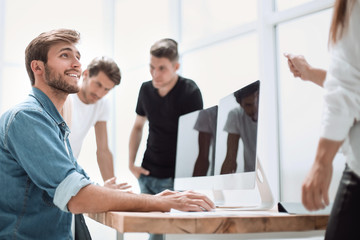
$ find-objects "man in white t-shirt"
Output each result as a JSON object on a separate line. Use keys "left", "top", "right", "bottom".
{"left": 63, "top": 56, "right": 121, "bottom": 182}
{"left": 220, "top": 81, "right": 259, "bottom": 174}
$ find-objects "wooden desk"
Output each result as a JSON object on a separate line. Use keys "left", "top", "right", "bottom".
{"left": 87, "top": 210, "right": 328, "bottom": 239}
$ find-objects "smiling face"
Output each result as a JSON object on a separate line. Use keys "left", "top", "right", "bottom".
{"left": 79, "top": 70, "right": 115, "bottom": 104}
{"left": 44, "top": 42, "right": 82, "bottom": 94}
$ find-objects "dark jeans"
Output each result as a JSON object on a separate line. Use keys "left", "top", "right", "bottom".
{"left": 138, "top": 174, "right": 174, "bottom": 194}
{"left": 325, "top": 165, "right": 360, "bottom": 240}
{"left": 74, "top": 214, "right": 92, "bottom": 240}
{"left": 138, "top": 174, "right": 174, "bottom": 240}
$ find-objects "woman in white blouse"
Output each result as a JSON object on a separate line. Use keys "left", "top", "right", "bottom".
{"left": 286, "top": 0, "right": 360, "bottom": 239}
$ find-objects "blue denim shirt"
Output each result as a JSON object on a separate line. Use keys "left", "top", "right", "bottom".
{"left": 0, "top": 87, "right": 92, "bottom": 239}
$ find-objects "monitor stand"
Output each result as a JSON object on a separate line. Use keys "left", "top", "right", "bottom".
{"left": 214, "top": 157, "right": 275, "bottom": 210}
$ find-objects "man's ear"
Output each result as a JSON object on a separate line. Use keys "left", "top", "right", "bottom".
{"left": 82, "top": 69, "right": 89, "bottom": 81}
{"left": 31, "top": 60, "right": 45, "bottom": 75}
{"left": 174, "top": 62, "right": 180, "bottom": 71}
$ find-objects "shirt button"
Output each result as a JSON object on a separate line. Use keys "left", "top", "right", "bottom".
{"left": 61, "top": 123, "right": 65, "bottom": 127}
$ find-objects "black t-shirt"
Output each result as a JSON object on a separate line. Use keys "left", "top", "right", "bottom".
{"left": 136, "top": 76, "right": 203, "bottom": 178}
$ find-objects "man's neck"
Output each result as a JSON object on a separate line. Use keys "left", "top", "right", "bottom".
{"left": 157, "top": 75, "right": 179, "bottom": 97}
{"left": 76, "top": 89, "right": 88, "bottom": 104}
{"left": 33, "top": 84, "right": 68, "bottom": 113}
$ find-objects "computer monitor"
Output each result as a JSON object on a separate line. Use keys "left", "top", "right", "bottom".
{"left": 175, "top": 80, "right": 274, "bottom": 209}
{"left": 175, "top": 80, "right": 259, "bottom": 192}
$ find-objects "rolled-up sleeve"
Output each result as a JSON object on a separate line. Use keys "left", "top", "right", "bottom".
{"left": 54, "top": 171, "right": 92, "bottom": 212}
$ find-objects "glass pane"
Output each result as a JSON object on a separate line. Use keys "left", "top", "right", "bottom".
{"left": 277, "top": 9, "right": 344, "bottom": 202}
{"left": 113, "top": 66, "right": 151, "bottom": 193}
{"left": 3, "top": 0, "right": 106, "bottom": 66}
{"left": 113, "top": 0, "right": 174, "bottom": 192}
{"left": 181, "top": 0, "right": 257, "bottom": 43}
{"left": 114, "top": 0, "right": 175, "bottom": 71}
{"left": 276, "top": 0, "right": 314, "bottom": 11}
{"left": 1, "top": 66, "right": 31, "bottom": 115}
{"left": 181, "top": 33, "right": 259, "bottom": 108}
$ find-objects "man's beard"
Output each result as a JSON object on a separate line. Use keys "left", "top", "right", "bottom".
{"left": 45, "top": 65, "right": 79, "bottom": 94}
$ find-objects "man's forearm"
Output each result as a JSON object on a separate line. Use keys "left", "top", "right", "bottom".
{"left": 128, "top": 128, "right": 143, "bottom": 167}
{"left": 68, "top": 184, "right": 169, "bottom": 214}
{"left": 97, "top": 150, "right": 115, "bottom": 181}
{"left": 94, "top": 122, "right": 115, "bottom": 181}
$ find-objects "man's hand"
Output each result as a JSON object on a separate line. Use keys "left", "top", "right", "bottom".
{"left": 220, "top": 160, "right": 237, "bottom": 174}
{"left": 129, "top": 165, "right": 150, "bottom": 179}
{"left": 156, "top": 190, "right": 215, "bottom": 212}
{"left": 104, "top": 177, "right": 132, "bottom": 191}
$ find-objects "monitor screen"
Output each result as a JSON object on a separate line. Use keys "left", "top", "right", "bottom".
{"left": 175, "top": 106, "right": 218, "bottom": 179}
{"left": 175, "top": 80, "right": 260, "bottom": 192}
{"left": 215, "top": 81, "right": 259, "bottom": 174}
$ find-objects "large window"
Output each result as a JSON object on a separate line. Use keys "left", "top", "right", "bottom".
{"left": 113, "top": 0, "right": 177, "bottom": 193}
{"left": 276, "top": 0, "right": 314, "bottom": 11}
{"left": 181, "top": 0, "right": 257, "bottom": 44}
{"left": 277, "top": 8, "right": 343, "bottom": 202}
{"left": 181, "top": 34, "right": 259, "bottom": 108}
{"left": 0, "top": 0, "right": 110, "bottom": 114}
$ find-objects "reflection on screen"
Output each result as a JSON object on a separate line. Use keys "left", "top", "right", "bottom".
{"left": 215, "top": 80, "right": 259, "bottom": 175}
{"left": 192, "top": 106, "right": 218, "bottom": 176}
{"left": 175, "top": 80, "right": 260, "bottom": 186}
{"left": 175, "top": 106, "right": 218, "bottom": 178}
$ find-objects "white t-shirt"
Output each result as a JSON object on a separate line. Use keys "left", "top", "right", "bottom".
{"left": 223, "top": 107, "right": 257, "bottom": 172}
{"left": 193, "top": 107, "right": 218, "bottom": 176}
{"left": 69, "top": 94, "right": 111, "bottom": 158}
{"left": 194, "top": 107, "right": 217, "bottom": 136}
{"left": 321, "top": 0, "right": 360, "bottom": 176}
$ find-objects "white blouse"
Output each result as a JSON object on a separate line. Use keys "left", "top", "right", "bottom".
{"left": 321, "top": 0, "right": 360, "bottom": 175}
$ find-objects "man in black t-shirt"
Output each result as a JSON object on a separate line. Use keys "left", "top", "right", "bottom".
{"left": 129, "top": 39, "right": 203, "bottom": 196}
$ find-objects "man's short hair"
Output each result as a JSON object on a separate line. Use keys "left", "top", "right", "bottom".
{"left": 234, "top": 80, "right": 260, "bottom": 104}
{"left": 25, "top": 29, "right": 81, "bottom": 86}
{"left": 150, "top": 38, "right": 179, "bottom": 62}
{"left": 86, "top": 56, "right": 121, "bottom": 85}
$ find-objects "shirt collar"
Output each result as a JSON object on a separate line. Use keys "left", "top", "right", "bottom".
{"left": 30, "top": 87, "right": 68, "bottom": 129}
